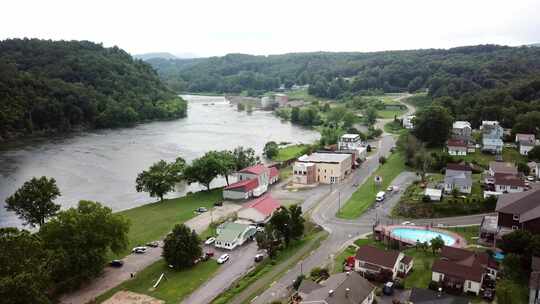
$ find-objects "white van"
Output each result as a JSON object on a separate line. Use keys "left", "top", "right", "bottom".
{"left": 376, "top": 191, "right": 386, "bottom": 202}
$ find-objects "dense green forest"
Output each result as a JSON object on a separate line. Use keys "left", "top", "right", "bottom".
{"left": 147, "top": 45, "right": 540, "bottom": 129}
{"left": 0, "top": 39, "right": 187, "bottom": 140}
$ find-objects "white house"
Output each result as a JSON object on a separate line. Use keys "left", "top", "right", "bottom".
{"left": 516, "top": 133, "right": 536, "bottom": 156}
{"left": 403, "top": 115, "right": 415, "bottom": 129}
{"left": 223, "top": 164, "right": 278, "bottom": 200}
{"left": 452, "top": 121, "right": 472, "bottom": 141}
{"left": 355, "top": 245, "right": 413, "bottom": 280}
{"left": 494, "top": 173, "right": 526, "bottom": 193}
{"left": 447, "top": 139, "right": 468, "bottom": 156}
{"left": 425, "top": 188, "right": 442, "bottom": 201}
{"left": 214, "top": 222, "right": 257, "bottom": 250}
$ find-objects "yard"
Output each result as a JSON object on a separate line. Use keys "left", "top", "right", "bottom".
{"left": 273, "top": 144, "right": 309, "bottom": 162}
{"left": 383, "top": 120, "right": 406, "bottom": 134}
{"left": 95, "top": 259, "right": 220, "bottom": 303}
{"left": 392, "top": 173, "right": 496, "bottom": 219}
{"left": 112, "top": 189, "right": 222, "bottom": 258}
{"left": 286, "top": 88, "right": 319, "bottom": 103}
{"left": 452, "top": 147, "right": 525, "bottom": 169}
{"left": 338, "top": 152, "right": 406, "bottom": 219}
{"left": 378, "top": 109, "right": 406, "bottom": 119}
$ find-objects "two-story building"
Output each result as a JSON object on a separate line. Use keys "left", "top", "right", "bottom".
{"left": 444, "top": 163, "right": 472, "bottom": 194}
{"left": 432, "top": 246, "right": 498, "bottom": 295}
{"left": 355, "top": 245, "right": 413, "bottom": 280}
{"left": 223, "top": 164, "right": 279, "bottom": 200}
{"left": 516, "top": 133, "right": 537, "bottom": 156}
{"left": 481, "top": 121, "right": 504, "bottom": 154}
{"left": 447, "top": 139, "right": 468, "bottom": 156}
{"left": 496, "top": 186, "right": 540, "bottom": 235}
{"left": 494, "top": 173, "right": 526, "bottom": 193}
{"left": 452, "top": 121, "right": 472, "bottom": 141}
{"left": 295, "top": 152, "right": 352, "bottom": 184}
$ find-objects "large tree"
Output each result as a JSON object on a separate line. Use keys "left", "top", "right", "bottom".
{"left": 209, "top": 150, "right": 236, "bottom": 186}
{"left": 255, "top": 224, "right": 281, "bottom": 258}
{"left": 39, "top": 200, "right": 130, "bottom": 291}
{"left": 5, "top": 176, "right": 61, "bottom": 227}
{"left": 430, "top": 236, "right": 445, "bottom": 254}
{"left": 263, "top": 141, "right": 279, "bottom": 159}
{"left": 288, "top": 204, "right": 305, "bottom": 241}
{"left": 0, "top": 228, "right": 52, "bottom": 304}
{"left": 135, "top": 158, "right": 184, "bottom": 202}
{"left": 183, "top": 153, "right": 221, "bottom": 190}
{"left": 162, "top": 224, "right": 202, "bottom": 270}
{"left": 413, "top": 105, "right": 453, "bottom": 147}
{"left": 231, "top": 146, "right": 260, "bottom": 171}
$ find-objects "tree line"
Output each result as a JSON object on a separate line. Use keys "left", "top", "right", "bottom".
{"left": 0, "top": 39, "right": 187, "bottom": 141}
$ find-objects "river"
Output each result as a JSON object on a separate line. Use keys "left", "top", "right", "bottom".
{"left": 0, "top": 95, "right": 320, "bottom": 228}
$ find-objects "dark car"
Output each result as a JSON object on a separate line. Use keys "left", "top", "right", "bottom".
{"left": 146, "top": 241, "right": 159, "bottom": 248}
{"left": 483, "top": 289, "right": 495, "bottom": 302}
{"left": 214, "top": 201, "right": 223, "bottom": 207}
{"left": 109, "top": 260, "right": 124, "bottom": 267}
{"left": 383, "top": 282, "right": 394, "bottom": 295}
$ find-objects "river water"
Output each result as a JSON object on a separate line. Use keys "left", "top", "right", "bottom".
{"left": 0, "top": 95, "right": 319, "bottom": 228}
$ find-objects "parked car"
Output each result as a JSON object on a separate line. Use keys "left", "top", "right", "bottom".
{"left": 109, "top": 260, "right": 124, "bottom": 267}
{"left": 482, "top": 289, "right": 495, "bottom": 302}
{"left": 401, "top": 221, "right": 412, "bottom": 225}
{"left": 205, "top": 251, "right": 214, "bottom": 258}
{"left": 527, "top": 176, "right": 536, "bottom": 182}
{"left": 217, "top": 254, "right": 230, "bottom": 264}
{"left": 146, "top": 241, "right": 159, "bottom": 248}
{"left": 132, "top": 246, "right": 147, "bottom": 254}
{"left": 254, "top": 254, "right": 264, "bottom": 262}
{"left": 256, "top": 227, "right": 265, "bottom": 232}
{"left": 205, "top": 237, "right": 216, "bottom": 245}
{"left": 376, "top": 191, "right": 386, "bottom": 202}
{"left": 214, "top": 201, "right": 223, "bottom": 207}
{"left": 383, "top": 282, "right": 394, "bottom": 295}
{"left": 196, "top": 207, "right": 208, "bottom": 213}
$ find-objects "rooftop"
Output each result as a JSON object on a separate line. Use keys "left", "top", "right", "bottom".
{"left": 299, "top": 272, "right": 375, "bottom": 304}
{"left": 216, "top": 222, "right": 255, "bottom": 243}
{"left": 355, "top": 245, "right": 402, "bottom": 269}
{"left": 239, "top": 164, "right": 268, "bottom": 175}
{"left": 298, "top": 152, "right": 351, "bottom": 164}
{"left": 340, "top": 134, "right": 360, "bottom": 139}
{"left": 496, "top": 185, "right": 540, "bottom": 223}
{"left": 447, "top": 139, "right": 467, "bottom": 147}
{"left": 453, "top": 121, "right": 471, "bottom": 129}
{"left": 223, "top": 178, "right": 259, "bottom": 191}
{"left": 494, "top": 173, "right": 525, "bottom": 187}
{"left": 243, "top": 194, "right": 281, "bottom": 217}
{"left": 408, "top": 288, "right": 470, "bottom": 304}
{"left": 489, "top": 161, "right": 518, "bottom": 175}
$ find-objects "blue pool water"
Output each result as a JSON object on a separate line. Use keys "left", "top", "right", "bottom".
{"left": 493, "top": 252, "right": 505, "bottom": 261}
{"left": 391, "top": 228, "right": 457, "bottom": 246}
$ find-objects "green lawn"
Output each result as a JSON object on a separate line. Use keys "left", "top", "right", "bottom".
{"left": 279, "top": 165, "right": 293, "bottom": 180}
{"left": 286, "top": 88, "right": 319, "bottom": 103}
{"left": 338, "top": 152, "right": 406, "bottom": 219}
{"left": 94, "top": 259, "right": 220, "bottom": 303}
{"left": 446, "top": 226, "right": 480, "bottom": 244}
{"left": 332, "top": 245, "right": 357, "bottom": 273}
{"left": 378, "top": 109, "right": 406, "bottom": 119}
{"left": 453, "top": 148, "right": 525, "bottom": 169}
{"left": 384, "top": 120, "right": 406, "bottom": 134}
{"left": 273, "top": 144, "right": 309, "bottom": 162}
{"left": 113, "top": 189, "right": 222, "bottom": 258}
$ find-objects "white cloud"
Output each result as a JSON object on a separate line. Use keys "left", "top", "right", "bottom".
{"left": 1, "top": 0, "right": 539, "bottom": 56}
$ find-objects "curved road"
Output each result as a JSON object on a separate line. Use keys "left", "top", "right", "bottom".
{"left": 251, "top": 94, "right": 487, "bottom": 304}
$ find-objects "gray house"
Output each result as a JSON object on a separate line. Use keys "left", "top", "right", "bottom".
{"left": 444, "top": 163, "right": 473, "bottom": 194}
{"left": 482, "top": 122, "right": 504, "bottom": 154}
{"left": 452, "top": 121, "right": 472, "bottom": 141}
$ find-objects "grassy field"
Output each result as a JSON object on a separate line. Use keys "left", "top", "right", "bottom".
{"left": 332, "top": 245, "right": 357, "bottom": 273}
{"left": 453, "top": 148, "right": 525, "bottom": 169}
{"left": 384, "top": 120, "right": 406, "bottom": 134}
{"left": 279, "top": 165, "right": 293, "bottom": 180}
{"left": 273, "top": 144, "right": 309, "bottom": 162}
{"left": 113, "top": 189, "right": 222, "bottom": 258}
{"left": 94, "top": 259, "right": 219, "bottom": 303}
{"left": 338, "top": 152, "right": 406, "bottom": 219}
{"left": 212, "top": 228, "right": 327, "bottom": 304}
{"left": 378, "top": 109, "right": 406, "bottom": 119}
{"left": 286, "top": 88, "right": 319, "bottom": 103}
{"left": 446, "top": 226, "right": 480, "bottom": 244}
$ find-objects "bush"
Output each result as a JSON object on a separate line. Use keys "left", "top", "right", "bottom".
{"left": 293, "top": 274, "right": 305, "bottom": 290}
{"left": 310, "top": 267, "right": 329, "bottom": 281}
{"left": 421, "top": 195, "right": 431, "bottom": 203}
{"left": 379, "top": 156, "right": 387, "bottom": 164}
{"left": 428, "top": 280, "right": 440, "bottom": 291}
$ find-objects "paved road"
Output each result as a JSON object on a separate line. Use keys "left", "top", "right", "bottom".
{"left": 251, "top": 94, "right": 486, "bottom": 304}
{"left": 59, "top": 203, "right": 242, "bottom": 304}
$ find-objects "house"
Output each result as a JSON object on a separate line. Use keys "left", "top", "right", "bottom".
{"left": 488, "top": 161, "right": 518, "bottom": 177}
{"left": 493, "top": 173, "right": 525, "bottom": 193}
{"left": 408, "top": 288, "right": 470, "bottom": 304}
{"left": 236, "top": 194, "right": 281, "bottom": 224}
{"left": 444, "top": 163, "right": 472, "bottom": 194}
{"left": 481, "top": 121, "right": 504, "bottom": 154}
{"left": 425, "top": 188, "right": 442, "bottom": 201}
{"left": 447, "top": 139, "right": 468, "bottom": 156}
{"left": 403, "top": 115, "right": 415, "bottom": 129}
{"left": 297, "top": 272, "right": 376, "bottom": 304}
{"left": 338, "top": 134, "right": 364, "bottom": 150}
{"left": 452, "top": 121, "right": 472, "bottom": 141}
{"left": 354, "top": 245, "right": 413, "bottom": 280}
{"left": 432, "top": 246, "right": 498, "bottom": 295}
{"left": 516, "top": 133, "right": 537, "bottom": 156}
{"left": 214, "top": 222, "right": 257, "bottom": 250}
{"left": 296, "top": 153, "right": 353, "bottom": 184}
{"left": 529, "top": 161, "right": 539, "bottom": 179}
{"left": 293, "top": 162, "right": 317, "bottom": 185}
{"left": 223, "top": 164, "right": 278, "bottom": 200}
{"left": 496, "top": 185, "right": 540, "bottom": 235}
{"left": 530, "top": 257, "right": 540, "bottom": 304}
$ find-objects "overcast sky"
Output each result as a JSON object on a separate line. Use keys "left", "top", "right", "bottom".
{"left": 2, "top": 0, "right": 540, "bottom": 57}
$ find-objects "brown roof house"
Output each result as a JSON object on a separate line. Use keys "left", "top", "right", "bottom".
{"left": 493, "top": 173, "right": 526, "bottom": 194}
{"left": 297, "top": 271, "right": 376, "bottom": 304}
{"left": 354, "top": 245, "right": 413, "bottom": 280}
{"left": 432, "top": 246, "right": 498, "bottom": 295}
{"left": 496, "top": 185, "right": 540, "bottom": 235}
{"left": 488, "top": 161, "right": 518, "bottom": 177}
{"left": 447, "top": 139, "right": 468, "bottom": 156}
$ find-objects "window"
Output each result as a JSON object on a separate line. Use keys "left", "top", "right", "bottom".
{"left": 513, "top": 214, "right": 520, "bottom": 221}
{"left": 468, "top": 281, "right": 471, "bottom": 289}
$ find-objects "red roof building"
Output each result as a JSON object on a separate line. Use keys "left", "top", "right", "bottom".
{"left": 224, "top": 164, "right": 278, "bottom": 200}
{"left": 237, "top": 194, "right": 281, "bottom": 223}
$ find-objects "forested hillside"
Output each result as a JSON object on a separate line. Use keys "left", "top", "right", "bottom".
{"left": 0, "top": 39, "right": 187, "bottom": 140}
{"left": 147, "top": 45, "right": 540, "bottom": 128}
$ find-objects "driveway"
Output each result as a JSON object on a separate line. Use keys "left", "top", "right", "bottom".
{"left": 59, "top": 203, "right": 242, "bottom": 304}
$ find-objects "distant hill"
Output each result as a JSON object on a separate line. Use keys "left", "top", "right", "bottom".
{"left": 133, "top": 52, "right": 178, "bottom": 60}
{"left": 0, "top": 39, "right": 187, "bottom": 140}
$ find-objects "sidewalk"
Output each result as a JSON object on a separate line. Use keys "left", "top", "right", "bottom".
{"left": 228, "top": 231, "right": 327, "bottom": 304}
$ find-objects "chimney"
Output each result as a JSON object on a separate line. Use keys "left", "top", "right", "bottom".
{"left": 328, "top": 290, "right": 334, "bottom": 297}
{"left": 345, "top": 288, "right": 350, "bottom": 298}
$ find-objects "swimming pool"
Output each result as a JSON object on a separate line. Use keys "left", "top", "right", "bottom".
{"left": 390, "top": 227, "right": 458, "bottom": 246}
